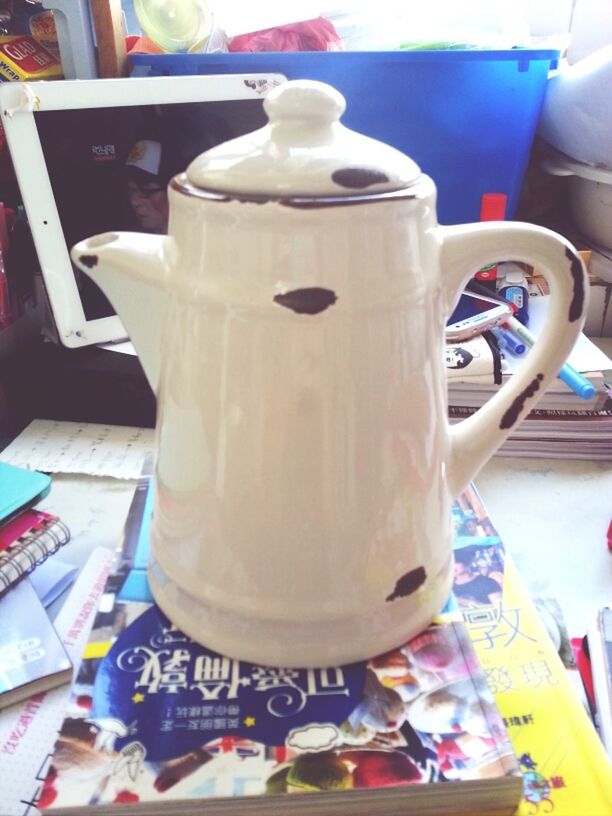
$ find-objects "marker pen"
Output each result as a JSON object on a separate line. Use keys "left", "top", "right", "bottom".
{"left": 491, "top": 326, "right": 526, "bottom": 356}
{"left": 504, "top": 317, "right": 597, "bottom": 400}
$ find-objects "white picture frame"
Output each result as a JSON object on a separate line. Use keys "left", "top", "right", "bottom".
{"left": 0, "top": 73, "right": 285, "bottom": 348}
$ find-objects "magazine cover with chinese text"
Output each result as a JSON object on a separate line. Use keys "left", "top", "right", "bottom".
{"left": 38, "top": 480, "right": 521, "bottom": 816}
{"left": 453, "top": 485, "right": 612, "bottom": 816}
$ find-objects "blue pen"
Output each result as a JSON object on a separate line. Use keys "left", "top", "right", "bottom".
{"left": 504, "top": 317, "right": 597, "bottom": 400}
{"left": 491, "top": 326, "right": 526, "bottom": 356}
{"left": 557, "top": 363, "right": 597, "bottom": 400}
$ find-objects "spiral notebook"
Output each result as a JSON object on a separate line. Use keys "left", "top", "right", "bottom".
{"left": 0, "top": 510, "right": 71, "bottom": 599}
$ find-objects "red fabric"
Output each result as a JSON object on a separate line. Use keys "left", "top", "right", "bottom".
{"left": 125, "top": 35, "right": 165, "bottom": 55}
{"left": 229, "top": 17, "right": 343, "bottom": 53}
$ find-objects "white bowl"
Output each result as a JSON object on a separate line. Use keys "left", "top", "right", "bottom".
{"left": 568, "top": 175, "right": 612, "bottom": 249}
{"left": 538, "top": 47, "right": 612, "bottom": 167}
{"left": 542, "top": 151, "right": 612, "bottom": 250}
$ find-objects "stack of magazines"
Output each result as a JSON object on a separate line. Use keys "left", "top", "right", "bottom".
{"left": 449, "top": 400, "right": 612, "bottom": 460}
{"left": 27, "top": 478, "right": 612, "bottom": 816}
{"left": 447, "top": 297, "right": 612, "bottom": 460}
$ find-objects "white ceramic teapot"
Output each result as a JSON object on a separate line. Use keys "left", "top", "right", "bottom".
{"left": 72, "top": 80, "right": 587, "bottom": 667}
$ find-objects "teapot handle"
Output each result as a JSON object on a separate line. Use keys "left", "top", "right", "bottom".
{"left": 437, "top": 221, "right": 588, "bottom": 497}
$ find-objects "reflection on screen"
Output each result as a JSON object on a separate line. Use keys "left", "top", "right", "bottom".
{"left": 447, "top": 294, "right": 500, "bottom": 326}
{"left": 35, "top": 99, "right": 268, "bottom": 321}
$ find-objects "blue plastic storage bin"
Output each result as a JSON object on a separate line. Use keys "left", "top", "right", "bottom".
{"left": 130, "top": 50, "right": 558, "bottom": 225}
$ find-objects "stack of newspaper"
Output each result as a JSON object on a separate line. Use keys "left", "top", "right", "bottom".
{"left": 447, "top": 298, "right": 612, "bottom": 460}
{"left": 449, "top": 400, "right": 612, "bottom": 460}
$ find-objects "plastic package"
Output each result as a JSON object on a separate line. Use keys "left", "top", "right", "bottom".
{"left": 228, "top": 17, "right": 343, "bottom": 53}
{"left": 10, "top": 0, "right": 59, "bottom": 59}
{"left": 211, "top": 2, "right": 331, "bottom": 39}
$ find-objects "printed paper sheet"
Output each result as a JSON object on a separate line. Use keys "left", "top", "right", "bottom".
{"left": 0, "top": 420, "right": 155, "bottom": 479}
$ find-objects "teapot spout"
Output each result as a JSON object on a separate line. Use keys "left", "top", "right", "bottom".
{"left": 71, "top": 231, "right": 170, "bottom": 394}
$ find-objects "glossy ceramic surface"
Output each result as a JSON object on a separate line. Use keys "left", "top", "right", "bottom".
{"left": 71, "top": 81, "right": 588, "bottom": 667}
{"left": 186, "top": 79, "right": 420, "bottom": 196}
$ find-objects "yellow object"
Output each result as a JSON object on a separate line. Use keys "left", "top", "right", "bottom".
{"left": 0, "top": 35, "right": 62, "bottom": 81}
{"left": 462, "top": 485, "right": 612, "bottom": 815}
{"left": 82, "top": 641, "right": 112, "bottom": 660}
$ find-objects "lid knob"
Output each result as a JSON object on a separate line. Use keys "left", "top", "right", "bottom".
{"left": 185, "top": 79, "right": 421, "bottom": 197}
{"left": 264, "top": 81, "right": 346, "bottom": 125}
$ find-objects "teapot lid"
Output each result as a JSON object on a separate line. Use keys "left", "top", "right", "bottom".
{"left": 185, "top": 80, "right": 421, "bottom": 197}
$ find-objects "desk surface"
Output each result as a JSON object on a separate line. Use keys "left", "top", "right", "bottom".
{"left": 39, "top": 455, "right": 612, "bottom": 640}
{"left": 475, "top": 456, "right": 612, "bottom": 638}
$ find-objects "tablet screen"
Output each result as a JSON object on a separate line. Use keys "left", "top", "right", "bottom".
{"left": 34, "top": 99, "right": 267, "bottom": 321}
{"left": 0, "top": 75, "right": 281, "bottom": 346}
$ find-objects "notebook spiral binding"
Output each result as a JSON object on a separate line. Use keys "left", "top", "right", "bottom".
{"left": 0, "top": 517, "right": 71, "bottom": 598}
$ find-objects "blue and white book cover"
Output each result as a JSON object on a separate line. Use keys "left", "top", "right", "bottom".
{"left": 40, "top": 480, "right": 519, "bottom": 812}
